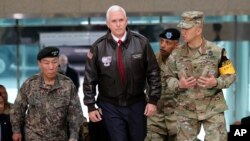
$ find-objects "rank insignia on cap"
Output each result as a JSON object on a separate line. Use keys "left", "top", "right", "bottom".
{"left": 166, "top": 32, "right": 173, "bottom": 39}
{"left": 159, "top": 28, "right": 180, "bottom": 40}
{"left": 37, "top": 47, "right": 60, "bottom": 60}
{"left": 51, "top": 50, "right": 59, "bottom": 56}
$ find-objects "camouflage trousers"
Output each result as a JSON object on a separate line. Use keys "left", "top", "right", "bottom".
{"left": 145, "top": 130, "right": 176, "bottom": 141}
{"left": 145, "top": 109, "right": 177, "bottom": 141}
{"left": 24, "top": 126, "right": 68, "bottom": 141}
{"left": 176, "top": 112, "right": 227, "bottom": 141}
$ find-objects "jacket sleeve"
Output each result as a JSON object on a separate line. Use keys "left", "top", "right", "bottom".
{"left": 10, "top": 83, "right": 28, "bottom": 133}
{"left": 145, "top": 40, "right": 161, "bottom": 105}
{"left": 165, "top": 53, "right": 184, "bottom": 93}
{"left": 83, "top": 46, "right": 98, "bottom": 112}
{"left": 72, "top": 68, "right": 80, "bottom": 90}
{"left": 215, "top": 74, "right": 236, "bottom": 89}
{"left": 67, "top": 85, "right": 83, "bottom": 139}
{"left": 163, "top": 62, "right": 182, "bottom": 94}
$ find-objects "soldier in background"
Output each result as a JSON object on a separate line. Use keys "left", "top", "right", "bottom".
{"left": 145, "top": 28, "right": 180, "bottom": 141}
{"left": 10, "top": 47, "right": 83, "bottom": 141}
{"left": 166, "top": 11, "right": 236, "bottom": 141}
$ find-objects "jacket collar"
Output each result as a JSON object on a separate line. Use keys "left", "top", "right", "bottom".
{"left": 107, "top": 28, "right": 131, "bottom": 49}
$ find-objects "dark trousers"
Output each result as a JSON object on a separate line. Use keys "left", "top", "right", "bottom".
{"left": 88, "top": 121, "right": 110, "bottom": 141}
{"left": 98, "top": 101, "right": 147, "bottom": 141}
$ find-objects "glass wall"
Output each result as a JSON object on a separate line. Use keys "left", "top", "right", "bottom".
{"left": 0, "top": 14, "right": 249, "bottom": 129}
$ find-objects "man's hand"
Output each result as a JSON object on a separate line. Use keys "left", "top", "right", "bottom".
{"left": 144, "top": 103, "right": 156, "bottom": 116}
{"left": 178, "top": 75, "right": 196, "bottom": 89}
{"left": 197, "top": 74, "right": 217, "bottom": 88}
{"left": 68, "top": 138, "right": 77, "bottom": 141}
{"left": 12, "top": 133, "right": 22, "bottom": 141}
{"left": 89, "top": 109, "right": 102, "bottom": 122}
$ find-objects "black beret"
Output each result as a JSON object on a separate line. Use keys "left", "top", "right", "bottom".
{"left": 37, "top": 47, "right": 60, "bottom": 60}
{"left": 159, "top": 28, "right": 180, "bottom": 40}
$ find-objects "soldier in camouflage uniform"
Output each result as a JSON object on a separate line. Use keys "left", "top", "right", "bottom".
{"left": 10, "top": 47, "right": 83, "bottom": 141}
{"left": 145, "top": 28, "right": 180, "bottom": 141}
{"left": 166, "top": 11, "right": 236, "bottom": 141}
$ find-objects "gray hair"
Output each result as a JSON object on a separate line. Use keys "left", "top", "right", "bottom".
{"left": 106, "top": 5, "right": 127, "bottom": 21}
{"left": 59, "top": 54, "right": 68, "bottom": 63}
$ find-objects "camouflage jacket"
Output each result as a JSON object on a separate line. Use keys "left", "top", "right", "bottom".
{"left": 3, "top": 102, "right": 13, "bottom": 114}
{"left": 155, "top": 52, "right": 177, "bottom": 114}
{"left": 166, "top": 40, "right": 236, "bottom": 120}
{"left": 10, "top": 73, "right": 83, "bottom": 141}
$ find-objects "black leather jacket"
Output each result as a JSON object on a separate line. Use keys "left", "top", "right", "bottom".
{"left": 83, "top": 29, "right": 161, "bottom": 112}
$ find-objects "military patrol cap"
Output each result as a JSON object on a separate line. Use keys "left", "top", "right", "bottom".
{"left": 177, "top": 11, "right": 204, "bottom": 29}
{"left": 37, "top": 47, "right": 60, "bottom": 60}
{"left": 159, "top": 28, "right": 180, "bottom": 40}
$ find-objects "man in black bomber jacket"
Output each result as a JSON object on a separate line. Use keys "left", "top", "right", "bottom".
{"left": 83, "top": 5, "right": 161, "bottom": 141}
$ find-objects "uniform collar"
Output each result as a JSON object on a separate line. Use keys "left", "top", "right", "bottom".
{"left": 38, "top": 73, "right": 61, "bottom": 90}
{"left": 181, "top": 38, "right": 207, "bottom": 57}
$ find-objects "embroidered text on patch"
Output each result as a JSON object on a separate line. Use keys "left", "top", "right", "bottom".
{"left": 132, "top": 54, "right": 142, "bottom": 59}
{"left": 102, "top": 56, "right": 112, "bottom": 67}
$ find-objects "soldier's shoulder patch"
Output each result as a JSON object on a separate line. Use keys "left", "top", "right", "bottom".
{"left": 87, "top": 51, "right": 93, "bottom": 59}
